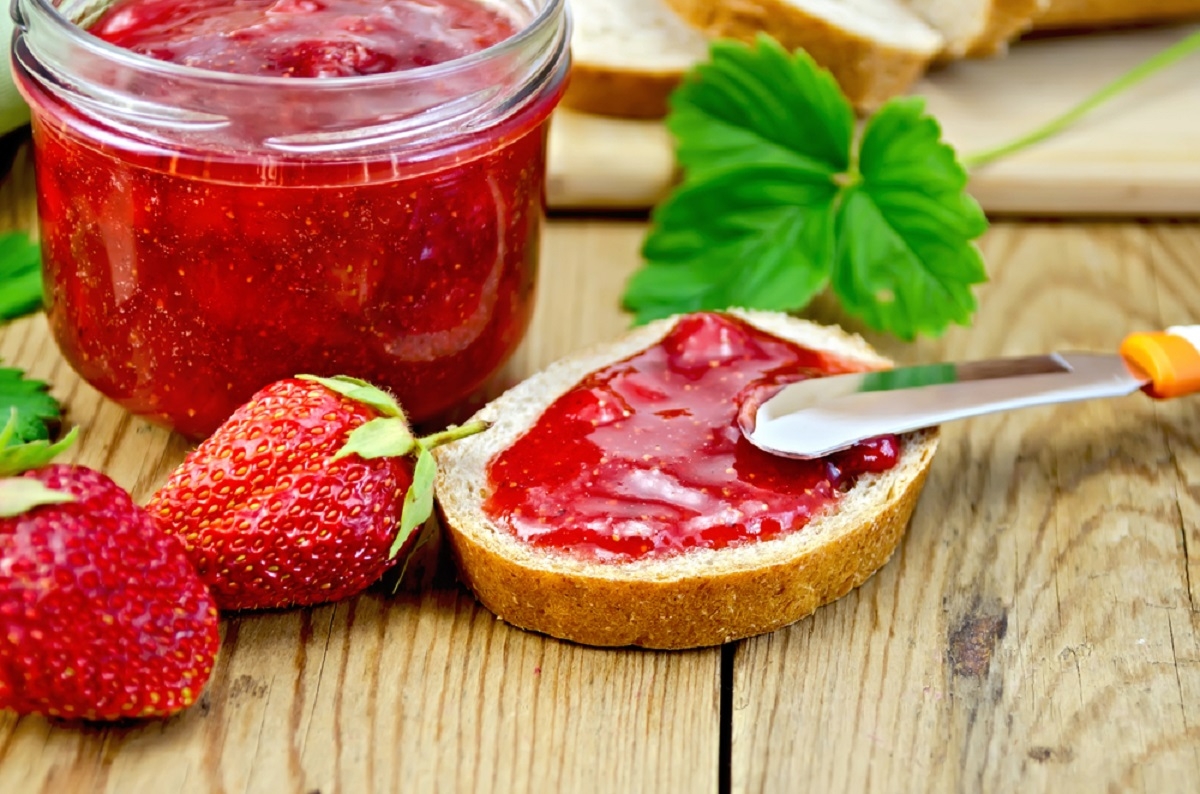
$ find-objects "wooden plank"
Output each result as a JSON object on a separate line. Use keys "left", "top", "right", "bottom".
{"left": 0, "top": 220, "right": 721, "bottom": 793}
{"left": 730, "top": 223, "right": 1200, "bottom": 792}
{"left": 546, "top": 24, "right": 1200, "bottom": 217}
{"left": 5, "top": 172, "right": 1200, "bottom": 790}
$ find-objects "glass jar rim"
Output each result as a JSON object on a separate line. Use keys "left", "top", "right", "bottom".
{"left": 16, "top": 0, "right": 567, "bottom": 89}
{"left": 13, "top": 0, "right": 571, "bottom": 161}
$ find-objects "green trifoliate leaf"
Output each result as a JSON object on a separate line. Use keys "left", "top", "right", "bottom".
{"left": 624, "top": 34, "right": 988, "bottom": 338}
{"left": 0, "top": 369, "right": 63, "bottom": 444}
{"left": 333, "top": 416, "right": 415, "bottom": 461}
{"left": 833, "top": 98, "right": 988, "bottom": 340}
{"left": 0, "top": 477, "right": 74, "bottom": 517}
{"left": 856, "top": 97, "right": 988, "bottom": 240}
{"left": 0, "top": 232, "right": 42, "bottom": 323}
{"left": 628, "top": 165, "right": 838, "bottom": 324}
{"left": 298, "top": 374, "right": 404, "bottom": 419}
{"left": 393, "top": 445, "right": 437, "bottom": 559}
{"left": 668, "top": 35, "right": 854, "bottom": 180}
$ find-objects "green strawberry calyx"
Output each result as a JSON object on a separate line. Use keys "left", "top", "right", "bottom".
{"left": 0, "top": 407, "right": 80, "bottom": 516}
{"left": 297, "top": 374, "right": 489, "bottom": 559}
{"left": 0, "top": 477, "right": 75, "bottom": 517}
{"left": 0, "top": 406, "right": 78, "bottom": 477}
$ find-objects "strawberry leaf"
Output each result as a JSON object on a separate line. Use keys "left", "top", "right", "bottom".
{"left": 832, "top": 98, "right": 987, "bottom": 340}
{"left": 0, "top": 410, "right": 77, "bottom": 476}
{"left": 298, "top": 374, "right": 404, "bottom": 419}
{"left": 393, "top": 512, "right": 442, "bottom": 593}
{"left": 667, "top": 36, "right": 853, "bottom": 181}
{"left": 0, "top": 367, "right": 62, "bottom": 443}
{"left": 333, "top": 416, "right": 415, "bottom": 461}
{"left": 0, "top": 232, "right": 42, "bottom": 323}
{"left": 393, "top": 445, "right": 436, "bottom": 559}
{"left": 625, "top": 35, "right": 988, "bottom": 338}
{"left": 628, "top": 165, "right": 838, "bottom": 323}
{"left": 0, "top": 477, "right": 74, "bottom": 518}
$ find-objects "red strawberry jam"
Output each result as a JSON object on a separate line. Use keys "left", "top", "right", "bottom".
{"left": 91, "top": 0, "right": 517, "bottom": 76}
{"left": 15, "top": 0, "right": 564, "bottom": 439}
{"left": 483, "top": 313, "right": 902, "bottom": 562}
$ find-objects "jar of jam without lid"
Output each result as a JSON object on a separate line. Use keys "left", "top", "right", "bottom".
{"left": 11, "top": 0, "right": 570, "bottom": 439}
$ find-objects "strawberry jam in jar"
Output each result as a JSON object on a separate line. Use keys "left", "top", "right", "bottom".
{"left": 12, "top": 0, "right": 569, "bottom": 438}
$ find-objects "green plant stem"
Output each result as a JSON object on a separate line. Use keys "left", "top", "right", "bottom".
{"left": 963, "top": 29, "right": 1200, "bottom": 170}
{"left": 417, "top": 420, "right": 491, "bottom": 450}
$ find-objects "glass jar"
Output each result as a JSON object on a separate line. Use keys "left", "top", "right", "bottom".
{"left": 11, "top": 0, "right": 569, "bottom": 439}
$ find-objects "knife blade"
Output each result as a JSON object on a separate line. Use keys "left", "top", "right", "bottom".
{"left": 741, "top": 327, "right": 1200, "bottom": 460}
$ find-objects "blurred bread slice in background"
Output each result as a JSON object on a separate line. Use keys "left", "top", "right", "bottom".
{"left": 562, "top": 0, "right": 710, "bottom": 118}
{"left": 562, "top": 0, "right": 1200, "bottom": 121}
{"left": 1033, "top": 0, "right": 1200, "bottom": 31}
{"left": 905, "top": 0, "right": 1049, "bottom": 57}
{"left": 664, "top": 0, "right": 944, "bottom": 112}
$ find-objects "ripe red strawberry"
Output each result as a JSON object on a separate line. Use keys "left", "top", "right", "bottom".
{"left": 147, "top": 375, "right": 486, "bottom": 610}
{"left": 0, "top": 464, "right": 220, "bottom": 721}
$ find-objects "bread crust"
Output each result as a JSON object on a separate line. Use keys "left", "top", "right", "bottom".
{"left": 444, "top": 439, "right": 934, "bottom": 649}
{"left": 663, "top": 0, "right": 941, "bottom": 112}
{"left": 562, "top": 64, "right": 684, "bottom": 119}
{"left": 1033, "top": 0, "right": 1200, "bottom": 30}
{"left": 965, "top": 0, "right": 1050, "bottom": 57}
{"left": 434, "top": 311, "right": 940, "bottom": 649}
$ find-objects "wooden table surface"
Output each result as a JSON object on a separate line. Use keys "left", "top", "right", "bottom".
{"left": 1, "top": 144, "right": 1199, "bottom": 793}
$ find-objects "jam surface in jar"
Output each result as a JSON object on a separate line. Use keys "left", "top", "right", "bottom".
{"left": 21, "top": 0, "right": 559, "bottom": 439}
{"left": 483, "top": 313, "right": 903, "bottom": 562}
{"left": 91, "top": 0, "right": 517, "bottom": 75}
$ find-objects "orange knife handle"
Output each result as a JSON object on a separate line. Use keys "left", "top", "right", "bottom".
{"left": 1120, "top": 327, "right": 1200, "bottom": 399}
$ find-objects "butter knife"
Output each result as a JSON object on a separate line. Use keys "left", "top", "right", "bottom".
{"left": 741, "top": 326, "right": 1200, "bottom": 460}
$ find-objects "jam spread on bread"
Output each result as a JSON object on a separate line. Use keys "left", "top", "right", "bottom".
{"left": 483, "top": 313, "right": 901, "bottom": 561}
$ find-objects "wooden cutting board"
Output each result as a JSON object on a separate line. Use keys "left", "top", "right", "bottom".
{"left": 546, "top": 23, "right": 1200, "bottom": 217}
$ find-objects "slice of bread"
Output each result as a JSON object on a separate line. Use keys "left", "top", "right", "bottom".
{"left": 433, "top": 310, "right": 940, "bottom": 649}
{"left": 1033, "top": 0, "right": 1200, "bottom": 31}
{"left": 663, "top": 0, "right": 944, "bottom": 112}
{"left": 562, "top": 0, "right": 711, "bottom": 119}
{"left": 906, "top": 0, "right": 1049, "bottom": 58}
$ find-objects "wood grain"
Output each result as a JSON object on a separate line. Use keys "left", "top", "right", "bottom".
{"left": 731, "top": 224, "right": 1200, "bottom": 793}
{"left": 2, "top": 169, "right": 1200, "bottom": 790}
{"left": 0, "top": 591, "right": 720, "bottom": 793}
{"left": 0, "top": 216, "right": 720, "bottom": 794}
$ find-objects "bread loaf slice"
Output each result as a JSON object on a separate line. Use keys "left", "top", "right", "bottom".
{"left": 663, "top": 0, "right": 943, "bottom": 111}
{"left": 906, "top": 0, "right": 1049, "bottom": 57}
{"left": 562, "top": 0, "right": 710, "bottom": 119}
{"left": 434, "top": 310, "right": 939, "bottom": 649}
{"left": 1033, "top": 0, "right": 1200, "bottom": 31}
